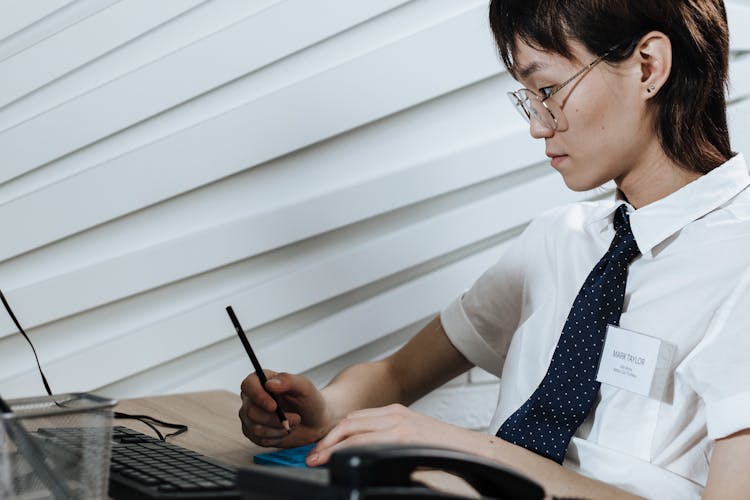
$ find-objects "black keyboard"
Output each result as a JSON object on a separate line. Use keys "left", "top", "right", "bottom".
{"left": 36, "top": 426, "right": 240, "bottom": 499}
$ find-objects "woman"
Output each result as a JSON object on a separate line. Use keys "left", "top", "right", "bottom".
{"left": 239, "top": 1, "right": 750, "bottom": 498}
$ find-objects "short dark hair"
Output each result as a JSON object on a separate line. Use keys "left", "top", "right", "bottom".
{"left": 488, "top": 0, "right": 734, "bottom": 174}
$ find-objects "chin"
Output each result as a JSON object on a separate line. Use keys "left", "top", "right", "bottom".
{"left": 559, "top": 174, "right": 602, "bottom": 192}
{"left": 554, "top": 157, "right": 612, "bottom": 192}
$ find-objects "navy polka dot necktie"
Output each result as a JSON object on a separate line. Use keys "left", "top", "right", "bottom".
{"left": 497, "top": 204, "right": 640, "bottom": 463}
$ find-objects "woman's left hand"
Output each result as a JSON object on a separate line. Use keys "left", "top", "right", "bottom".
{"left": 305, "top": 403, "right": 467, "bottom": 466}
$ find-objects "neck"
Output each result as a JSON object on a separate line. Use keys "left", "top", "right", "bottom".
{"left": 615, "top": 141, "right": 701, "bottom": 209}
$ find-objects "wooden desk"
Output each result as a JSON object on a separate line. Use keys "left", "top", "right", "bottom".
{"left": 115, "top": 390, "right": 480, "bottom": 498}
{"left": 115, "top": 390, "right": 257, "bottom": 468}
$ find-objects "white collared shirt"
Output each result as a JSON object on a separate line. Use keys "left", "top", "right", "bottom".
{"left": 441, "top": 154, "right": 750, "bottom": 500}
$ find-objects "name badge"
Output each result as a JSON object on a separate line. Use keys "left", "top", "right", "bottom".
{"left": 596, "top": 325, "right": 676, "bottom": 399}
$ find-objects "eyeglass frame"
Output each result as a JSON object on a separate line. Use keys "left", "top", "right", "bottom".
{"left": 507, "top": 50, "right": 613, "bottom": 131}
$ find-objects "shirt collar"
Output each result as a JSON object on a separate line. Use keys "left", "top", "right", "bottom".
{"left": 588, "top": 153, "right": 749, "bottom": 258}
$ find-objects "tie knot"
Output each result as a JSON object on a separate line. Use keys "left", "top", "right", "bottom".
{"left": 611, "top": 204, "right": 640, "bottom": 263}
{"left": 613, "top": 204, "right": 631, "bottom": 233}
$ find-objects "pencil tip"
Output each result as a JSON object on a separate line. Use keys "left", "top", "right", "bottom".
{"left": 282, "top": 420, "right": 291, "bottom": 432}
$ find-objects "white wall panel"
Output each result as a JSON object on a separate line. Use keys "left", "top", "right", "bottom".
{"left": 728, "top": 2, "right": 750, "bottom": 49}
{"left": 0, "top": 0, "right": 415, "bottom": 188}
{"left": 0, "top": 0, "right": 748, "bottom": 416}
{"left": 0, "top": 0, "right": 75, "bottom": 42}
{"left": 0, "top": 0, "right": 208, "bottom": 111}
{"left": 0, "top": 0, "right": 281, "bottom": 131}
{"left": 0, "top": 1, "right": 495, "bottom": 259}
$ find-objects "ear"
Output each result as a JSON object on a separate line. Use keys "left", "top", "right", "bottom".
{"left": 635, "top": 31, "right": 672, "bottom": 99}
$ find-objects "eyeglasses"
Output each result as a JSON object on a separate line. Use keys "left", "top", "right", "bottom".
{"left": 507, "top": 51, "right": 610, "bottom": 131}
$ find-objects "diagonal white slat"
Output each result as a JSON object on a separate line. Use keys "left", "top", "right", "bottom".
{"left": 729, "top": 95, "right": 750, "bottom": 152}
{"left": 0, "top": 159, "right": 559, "bottom": 379}
{"left": 0, "top": 72, "right": 516, "bottom": 290}
{"left": 0, "top": 171, "right": 590, "bottom": 395}
{"left": 0, "top": 128, "right": 538, "bottom": 337}
{"left": 3, "top": 240, "right": 503, "bottom": 398}
{"left": 0, "top": 0, "right": 75, "bottom": 42}
{"left": 728, "top": 3, "right": 750, "bottom": 50}
{"left": 0, "top": 0, "right": 207, "bottom": 111}
{"left": 0, "top": 0, "right": 122, "bottom": 63}
{"left": 161, "top": 243, "right": 513, "bottom": 397}
{"left": 0, "top": 1, "right": 478, "bottom": 209}
{"left": 729, "top": 55, "right": 750, "bottom": 102}
{"left": 0, "top": 0, "right": 414, "bottom": 185}
{"left": 129, "top": 315, "right": 427, "bottom": 398}
{"left": 0, "top": 0, "right": 284, "bottom": 132}
{"left": 0, "top": 3, "right": 499, "bottom": 262}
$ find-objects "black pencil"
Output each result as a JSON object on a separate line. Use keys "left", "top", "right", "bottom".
{"left": 226, "top": 306, "right": 290, "bottom": 432}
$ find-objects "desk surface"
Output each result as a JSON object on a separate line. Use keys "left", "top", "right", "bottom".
{"left": 115, "top": 390, "right": 480, "bottom": 498}
{"left": 115, "top": 390, "right": 258, "bottom": 468}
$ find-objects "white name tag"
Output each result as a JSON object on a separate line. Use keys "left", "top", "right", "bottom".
{"left": 596, "top": 325, "right": 676, "bottom": 399}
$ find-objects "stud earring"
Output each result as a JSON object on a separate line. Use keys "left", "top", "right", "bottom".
{"left": 647, "top": 84, "right": 656, "bottom": 93}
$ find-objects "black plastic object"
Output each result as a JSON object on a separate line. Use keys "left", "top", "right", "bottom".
{"left": 330, "top": 444, "right": 546, "bottom": 500}
{"left": 238, "top": 444, "right": 546, "bottom": 499}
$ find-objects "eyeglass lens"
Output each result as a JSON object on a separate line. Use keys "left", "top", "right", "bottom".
{"left": 507, "top": 90, "right": 558, "bottom": 130}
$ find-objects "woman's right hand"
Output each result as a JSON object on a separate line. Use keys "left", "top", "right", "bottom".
{"left": 239, "top": 369, "right": 331, "bottom": 448}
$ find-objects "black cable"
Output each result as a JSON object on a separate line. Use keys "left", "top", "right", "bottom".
{"left": 0, "top": 289, "right": 55, "bottom": 397}
{"left": 0, "top": 395, "right": 11, "bottom": 413}
{"left": 1, "top": 288, "right": 189, "bottom": 441}
{"left": 113, "top": 412, "right": 188, "bottom": 441}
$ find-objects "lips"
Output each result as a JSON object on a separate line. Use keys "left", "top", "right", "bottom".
{"left": 546, "top": 152, "right": 569, "bottom": 168}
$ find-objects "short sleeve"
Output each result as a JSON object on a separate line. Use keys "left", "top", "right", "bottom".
{"left": 677, "top": 267, "right": 750, "bottom": 440}
{"left": 440, "top": 216, "right": 542, "bottom": 376}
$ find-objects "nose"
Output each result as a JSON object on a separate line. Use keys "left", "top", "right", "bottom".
{"left": 529, "top": 117, "right": 554, "bottom": 139}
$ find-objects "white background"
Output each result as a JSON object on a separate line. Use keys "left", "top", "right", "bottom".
{"left": 0, "top": 0, "right": 748, "bottom": 430}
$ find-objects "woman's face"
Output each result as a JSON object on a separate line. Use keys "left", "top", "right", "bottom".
{"left": 512, "top": 40, "right": 654, "bottom": 191}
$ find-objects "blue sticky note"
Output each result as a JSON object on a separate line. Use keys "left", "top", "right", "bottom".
{"left": 253, "top": 443, "right": 316, "bottom": 467}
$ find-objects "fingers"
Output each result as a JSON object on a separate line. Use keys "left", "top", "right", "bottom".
{"left": 239, "top": 415, "right": 287, "bottom": 440}
{"left": 239, "top": 406, "right": 302, "bottom": 446}
{"left": 239, "top": 370, "right": 328, "bottom": 448}
{"left": 240, "top": 370, "right": 317, "bottom": 410}
{"left": 263, "top": 372, "right": 317, "bottom": 401}
{"left": 244, "top": 401, "right": 303, "bottom": 429}
{"left": 239, "top": 388, "right": 303, "bottom": 447}
{"left": 241, "top": 421, "right": 290, "bottom": 447}
{"left": 239, "top": 393, "right": 279, "bottom": 427}
{"left": 240, "top": 369, "right": 280, "bottom": 411}
{"left": 307, "top": 428, "right": 397, "bottom": 466}
{"left": 316, "top": 410, "right": 394, "bottom": 449}
{"left": 308, "top": 405, "right": 409, "bottom": 466}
